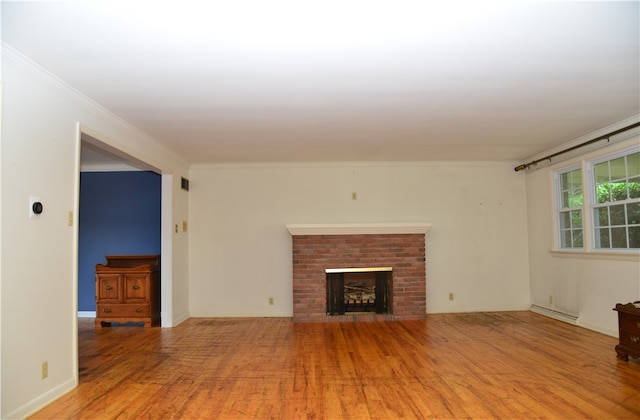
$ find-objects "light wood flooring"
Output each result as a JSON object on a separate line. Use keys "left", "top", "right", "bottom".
{"left": 30, "top": 312, "right": 640, "bottom": 419}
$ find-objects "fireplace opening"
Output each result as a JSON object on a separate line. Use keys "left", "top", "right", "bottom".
{"left": 326, "top": 268, "right": 392, "bottom": 315}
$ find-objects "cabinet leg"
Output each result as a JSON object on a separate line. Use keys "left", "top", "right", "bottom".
{"left": 615, "top": 345, "right": 629, "bottom": 361}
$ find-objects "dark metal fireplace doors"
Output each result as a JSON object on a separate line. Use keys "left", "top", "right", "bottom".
{"left": 325, "top": 267, "right": 392, "bottom": 315}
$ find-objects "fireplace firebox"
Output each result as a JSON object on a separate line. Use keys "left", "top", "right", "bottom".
{"left": 326, "top": 267, "right": 392, "bottom": 315}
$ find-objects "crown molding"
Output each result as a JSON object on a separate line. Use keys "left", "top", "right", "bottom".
{"left": 1, "top": 42, "right": 190, "bottom": 169}
{"left": 2, "top": 42, "right": 124, "bottom": 125}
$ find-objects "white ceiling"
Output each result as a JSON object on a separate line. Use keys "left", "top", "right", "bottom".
{"left": 2, "top": 1, "right": 639, "bottom": 164}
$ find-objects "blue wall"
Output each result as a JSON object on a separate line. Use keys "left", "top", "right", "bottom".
{"left": 78, "top": 171, "right": 161, "bottom": 311}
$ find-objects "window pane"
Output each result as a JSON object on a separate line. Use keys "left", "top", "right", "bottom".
{"left": 569, "top": 169, "right": 582, "bottom": 189}
{"left": 560, "top": 172, "right": 570, "bottom": 189}
{"left": 561, "top": 170, "right": 583, "bottom": 208}
{"left": 559, "top": 212, "right": 570, "bottom": 229}
{"left": 628, "top": 202, "right": 640, "bottom": 225}
{"left": 562, "top": 169, "right": 581, "bottom": 189}
{"left": 630, "top": 176, "right": 640, "bottom": 199}
{"left": 611, "top": 182, "right": 628, "bottom": 201}
{"left": 628, "top": 152, "right": 640, "bottom": 177}
{"left": 572, "top": 230, "right": 583, "bottom": 248}
{"left": 561, "top": 230, "right": 571, "bottom": 248}
{"left": 596, "top": 184, "right": 610, "bottom": 203}
{"left": 595, "top": 207, "right": 609, "bottom": 226}
{"left": 611, "top": 227, "right": 628, "bottom": 248}
{"left": 610, "top": 156, "right": 626, "bottom": 180}
{"left": 594, "top": 161, "right": 610, "bottom": 184}
{"left": 629, "top": 226, "right": 640, "bottom": 248}
{"left": 570, "top": 210, "right": 582, "bottom": 228}
{"left": 610, "top": 204, "right": 626, "bottom": 225}
{"left": 598, "top": 228, "right": 611, "bottom": 248}
{"left": 568, "top": 189, "right": 582, "bottom": 207}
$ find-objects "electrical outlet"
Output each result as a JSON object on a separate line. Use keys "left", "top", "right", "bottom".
{"left": 67, "top": 211, "right": 73, "bottom": 226}
{"left": 352, "top": 192, "right": 357, "bottom": 200}
{"left": 268, "top": 297, "right": 274, "bottom": 305}
{"left": 549, "top": 295, "right": 553, "bottom": 305}
{"left": 41, "top": 361, "right": 48, "bottom": 379}
{"left": 449, "top": 292, "right": 454, "bottom": 301}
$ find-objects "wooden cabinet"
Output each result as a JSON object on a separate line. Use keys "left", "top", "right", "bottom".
{"left": 613, "top": 301, "right": 640, "bottom": 361}
{"left": 95, "top": 255, "right": 160, "bottom": 327}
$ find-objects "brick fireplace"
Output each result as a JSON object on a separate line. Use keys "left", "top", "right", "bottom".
{"left": 287, "top": 223, "right": 431, "bottom": 322}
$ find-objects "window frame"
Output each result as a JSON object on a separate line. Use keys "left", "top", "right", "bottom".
{"left": 587, "top": 147, "right": 640, "bottom": 251}
{"left": 552, "top": 145, "right": 640, "bottom": 255}
{"left": 554, "top": 165, "right": 584, "bottom": 250}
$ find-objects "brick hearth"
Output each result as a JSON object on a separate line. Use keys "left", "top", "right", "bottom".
{"left": 287, "top": 223, "right": 430, "bottom": 322}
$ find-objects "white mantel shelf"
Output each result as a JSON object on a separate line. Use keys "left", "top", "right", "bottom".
{"left": 286, "top": 223, "right": 432, "bottom": 236}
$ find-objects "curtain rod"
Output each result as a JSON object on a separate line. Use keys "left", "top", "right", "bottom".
{"left": 514, "top": 121, "right": 640, "bottom": 172}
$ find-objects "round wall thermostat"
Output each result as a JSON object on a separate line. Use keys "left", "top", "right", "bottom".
{"left": 32, "top": 201, "right": 43, "bottom": 215}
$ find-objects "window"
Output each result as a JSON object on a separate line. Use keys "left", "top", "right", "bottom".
{"left": 591, "top": 151, "right": 640, "bottom": 249}
{"left": 554, "top": 147, "right": 640, "bottom": 251}
{"left": 556, "top": 167, "right": 584, "bottom": 248}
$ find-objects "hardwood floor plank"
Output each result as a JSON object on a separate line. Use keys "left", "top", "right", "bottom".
{"left": 29, "top": 312, "right": 640, "bottom": 419}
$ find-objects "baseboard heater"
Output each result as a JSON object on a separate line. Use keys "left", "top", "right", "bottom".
{"left": 530, "top": 304, "right": 578, "bottom": 325}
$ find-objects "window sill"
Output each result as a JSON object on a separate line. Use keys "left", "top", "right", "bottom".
{"left": 550, "top": 249, "right": 640, "bottom": 261}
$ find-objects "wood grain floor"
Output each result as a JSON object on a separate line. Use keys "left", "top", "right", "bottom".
{"left": 30, "top": 312, "right": 640, "bottom": 419}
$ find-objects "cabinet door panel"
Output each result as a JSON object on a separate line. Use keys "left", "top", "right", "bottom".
{"left": 96, "top": 274, "right": 122, "bottom": 302}
{"left": 124, "top": 274, "right": 148, "bottom": 302}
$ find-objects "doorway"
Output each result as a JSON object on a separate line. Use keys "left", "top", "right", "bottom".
{"left": 76, "top": 129, "right": 173, "bottom": 380}
{"left": 78, "top": 170, "right": 162, "bottom": 317}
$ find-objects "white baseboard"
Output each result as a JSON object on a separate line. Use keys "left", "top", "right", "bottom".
{"left": 8, "top": 376, "right": 77, "bottom": 419}
{"left": 576, "top": 319, "right": 617, "bottom": 338}
{"left": 78, "top": 311, "right": 96, "bottom": 318}
{"left": 530, "top": 304, "right": 578, "bottom": 325}
{"left": 426, "top": 304, "right": 531, "bottom": 314}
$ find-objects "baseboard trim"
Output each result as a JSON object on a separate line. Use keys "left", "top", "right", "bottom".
{"left": 78, "top": 311, "right": 96, "bottom": 318}
{"left": 7, "top": 376, "right": 77, "bottom": 419}
{"left": 530, "top": 304, "right": 579, "bottom": 325}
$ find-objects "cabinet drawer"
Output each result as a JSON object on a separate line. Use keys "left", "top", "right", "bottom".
{"left": 618, "top": 314, "right": 640, "bottom": 348}
{"left": 96, "top": 274, "right": 122, "bottom": 302}
{"left": 619, "top": 315, "right": 640, "bottom": 334}
{"left": 97, "top": 304, "right": 150, "bottom": 318}
{"left": 123, "top": 275, "right": 148, "bottom": 302}
{"left": 619, "top": 330, "right": 640, "bottom": 347}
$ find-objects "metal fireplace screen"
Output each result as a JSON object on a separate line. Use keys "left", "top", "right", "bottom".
{"left": 325, "top": 267, "right": 392, "bottom": 315}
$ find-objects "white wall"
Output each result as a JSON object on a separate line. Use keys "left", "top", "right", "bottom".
{"left": 0, "top": 46, "right": 190, "bottom": 418}
{"left": 189, "top": 161, "right": 531, "bottom": 317}
{"left": 526, "top": 136, "right": 640, "bottom": 337}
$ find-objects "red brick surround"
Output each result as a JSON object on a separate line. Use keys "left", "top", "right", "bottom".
{"left": 291, "top": 232, "right": 427, "bottom": 322}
